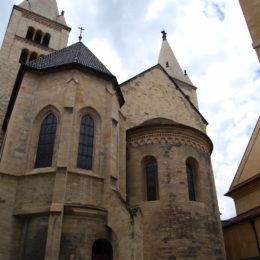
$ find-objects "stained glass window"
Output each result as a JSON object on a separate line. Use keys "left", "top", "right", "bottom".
{"left": 77, "top": 115, "right": 94, "bottom": 170}
{"left": 35, "top": 114, "right": 57, "bottom": 168}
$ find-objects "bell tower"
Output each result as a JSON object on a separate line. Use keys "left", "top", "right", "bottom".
{"left": 0, "top": 0, "right": 71, "bottom": 148}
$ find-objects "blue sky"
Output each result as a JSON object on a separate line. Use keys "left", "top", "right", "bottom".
{"left": 1, "top": 0, "right": 260, "bottom": 219}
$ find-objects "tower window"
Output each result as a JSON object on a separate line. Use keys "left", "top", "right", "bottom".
{"left": 77, "top": 115, "right": 94, "bottom": 170}
{"left": 26, "top": 27, "right": 34, "bottom": 41}
{"left": 42, "top": 33, "right": 50, "bottom": 47}
{"left": 144, "top": 158, "right": 158, "bottom": 201}
{"left": 186, "top": 163, "right": 196, "bottom": 201}
{"left": 35, "top": 114, "right": 57, "bottom": 168}
{"left": 19, "top": 49, "right": 29, "bottom": 63}
{"left": 34, "top": 30, "right": 43, "bottom": 44}
{"left": 29, "top": 52, "right": 37, "bottom": 62}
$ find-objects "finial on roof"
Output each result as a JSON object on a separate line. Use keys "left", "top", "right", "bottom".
{"left": 161, "top": 30, "right": 167, "bottom": 40}
{"left": 184, "top": 70, "right": 187, "bottom": 76}
{"left": 78, "top": 26, "right": 85, "bottom": 42}
{"left": 26, "top": 0, "right": 31, "bottom": 8}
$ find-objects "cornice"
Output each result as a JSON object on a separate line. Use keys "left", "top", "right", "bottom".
{"left": 15, "top": 35, "right": 55, "bottom": 52}
{"left": 14, "top": 5, "right": 71, "bottom": 32}
{"left": 127, "top": 124, "right": 212, "bottom": 155}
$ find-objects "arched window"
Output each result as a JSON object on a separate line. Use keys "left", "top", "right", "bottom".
{"left": 19, "top": 49, "right": 29, "bottom": 63}
{"left": 42, "top": 33, "right": 50, "bottom": 47}
{"left": 35, "top": 114, "right": 57, "bottom": 168}
{"left": 144, "top": 158, "right": 158, "bottom": 201}
{"left": 26, "top": 27, "right": 34, "bottom": 41}
{"left": 29, "top": 52, "right": 37, "bottom": 62}
{"left": 77, "top": 115, "right": 94, "bottom": 170}
{"left": 186, "top": 163, "right": 196, "bottom": 201}
{"left": 92, "top": 239, "right": 113, "bottom": 260}
{"left": 34, "top": 30, "right": 42, "bottom": 44}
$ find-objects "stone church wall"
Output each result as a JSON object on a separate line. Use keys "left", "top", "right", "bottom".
{"left": 126, "top": 125, "right": 225, "bottom": 260}
{"left": 121, "top": 66, "right": 206, "bottom": 133}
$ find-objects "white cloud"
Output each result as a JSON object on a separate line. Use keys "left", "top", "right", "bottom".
{"left": 87, "top": 37, "right": 127, "bottom": 82}
{"left": 146, "top": 0, "right": 174, "bottom": 21}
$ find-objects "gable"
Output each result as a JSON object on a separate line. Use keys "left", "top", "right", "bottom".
{"left": 120, "top": 65, "right": 207, "bottom": 132}
{"left": 229, "top": 117, "right": 260, "bottom": 189}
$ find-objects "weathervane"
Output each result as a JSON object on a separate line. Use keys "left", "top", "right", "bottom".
{"left": 161, "top": 30, "right": 167, "bottom": 40}
{"left": 78, "top": 27, "right": 85, "bottom": 42}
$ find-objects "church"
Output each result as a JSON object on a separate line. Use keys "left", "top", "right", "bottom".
{"left": 0, "top": 0, "right": 226, "bottom": 259}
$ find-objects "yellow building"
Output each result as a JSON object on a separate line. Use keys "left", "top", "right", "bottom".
{"left": 222, "top": 2, "right": 260, "bottom": 259}
{"left": 223, "top": 118, "right": 260, "bottom": 260}
{"left": 239, "top": 0, "right": 260, "bottom": 61}
{"left": 0, "top": 0, "right": 226, "bottom": 259}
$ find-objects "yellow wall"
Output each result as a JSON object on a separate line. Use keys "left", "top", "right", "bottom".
{"left": 239, "top": 0, "right": 260, "bottom": 62}
{"left": 223, "top": 218, "right": 260, "bottom": 260}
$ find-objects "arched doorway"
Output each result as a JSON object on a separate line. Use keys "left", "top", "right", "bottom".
{"left": 92, "top": 239, "right": 113, "bottom": 260}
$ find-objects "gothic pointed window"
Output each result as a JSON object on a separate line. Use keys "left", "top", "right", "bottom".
{"left": 26, "top": 27, "right": 34, "bottom": 41}
{"left": 77, "top": 115, "right": 94, "bottom": 170}
{"left": 145, "top": 159, "right": 158, "bottom": 201}
{"left": 35, "top": 114, "right": 57, "bottom": 168}
{"left": 186, "top": 163, "right": 196, "bottom": 201}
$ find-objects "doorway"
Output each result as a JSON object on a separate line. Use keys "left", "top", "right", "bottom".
{"left": 92, "top": 239, "right": 113, "bottom": 260}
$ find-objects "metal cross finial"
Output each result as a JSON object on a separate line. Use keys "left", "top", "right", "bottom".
{"left": 78, "top": 27, "right": 85, "bottom": 41}
{"left": 161, "top": 30, "right": 167, "bottom": 40}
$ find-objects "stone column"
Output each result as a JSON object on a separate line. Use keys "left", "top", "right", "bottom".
{"left": 45, "top": 166, "right": 67, "bottom": 260}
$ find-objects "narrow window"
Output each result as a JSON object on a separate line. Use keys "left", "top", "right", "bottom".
{"left": 42, "top": 33, "right": 50, "bottom": 47}
{"left": 19, "top": 49, "right": 28, "bottom": 63}
{"left": 186, "top": 163, "right": 195, "bottom": 201}
{"left": 29, "top": 52, "right": 37, "bottom": 62}
{"left": 34, "top": 30, "right": 42, "bottom": 44}
{"left": 145, "top": 160, "right": 158, "bottom": 201}
{"left": 77, "top": 115, "right": 94, "bottom": 170}
{"left": 26, "top": 27, "right": 34, "bottom": 41}
{"left": 35, "top": 114, "right": 57, "bottom": 168}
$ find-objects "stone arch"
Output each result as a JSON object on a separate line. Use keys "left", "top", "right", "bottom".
{"left": 29, "top": 52, "right": 37, "bottom": 62}
{"left": 19, "top": 48, "right": 29, "bottom": 63}
{"left": 92, "top": 239, "right": 113, "bottom": 260}
{"left": 42, "top": 33, "right": 51, "bottom": 47}
{"left": 34, "top": 30, "right": 43, "bottom": 44}
{"left": 26, "top": 26, "right": 35, "bottom": 41}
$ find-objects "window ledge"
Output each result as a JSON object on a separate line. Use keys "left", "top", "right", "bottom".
{"left": 24, "top": 167, "right": 56, "bottom": 176}
{"left": 68, "top": 168, "right": 104, "bottom": 180}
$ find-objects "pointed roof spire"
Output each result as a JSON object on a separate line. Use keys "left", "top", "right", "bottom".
{"left": 19, "top": 0, "right": 67, "bottom": 25}
{"left": 158, "top": 31, "right": 192, "bottom": 85}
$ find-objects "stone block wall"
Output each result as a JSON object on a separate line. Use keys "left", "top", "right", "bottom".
{"left": 126, "top": 125, "right": 226, "bottom": 260}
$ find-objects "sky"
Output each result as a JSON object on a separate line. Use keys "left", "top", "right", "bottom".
{"left": 1, "top": 0, "right": 259, "bottom": 220}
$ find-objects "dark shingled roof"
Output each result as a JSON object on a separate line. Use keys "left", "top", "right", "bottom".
{"left": 26, "top": 41, "right": 112, "bottom": 76}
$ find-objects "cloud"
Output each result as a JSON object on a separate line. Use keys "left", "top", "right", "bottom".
{"left": 203, "top": 1, "right": 226, "bottom": 21}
